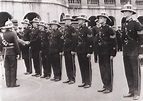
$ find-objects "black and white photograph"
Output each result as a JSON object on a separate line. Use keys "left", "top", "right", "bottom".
{"left": 0, "top": 0, "right": 143, "bottom": 101}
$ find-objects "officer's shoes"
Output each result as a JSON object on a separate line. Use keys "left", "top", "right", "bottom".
{"left": 103, "top": 89, "right": 111, "bottom": 94}
{"left": 123, "top": 93, "right": 134, "bottom": 98}
{"left": 63, "top": 80, "right": 70, "bottom": 83}
{"left": 45, "top": 76, "right": 50, "bottom": 79}
{"left": 35, "top": 74, "right": 41, "bottom": 77}
{"left": 97, "top": 88, "right": 106, "bottom": 92}
{"left": 11, "top": 84, "right": 20, "bottom": 88}
{"left": 84, "top": 84, "right": 91, "bottom": 88}
{"left": 54, "top": 78, "right": 61, "bottom": 82}
{"left": 50, "top": 78, "right": 56, "bottom": 81}
{"left": 40, "top": 75, "right": 47, "bottom": 78}
{"left": 31, "top": 74, "right": 38, "bottom": 76}
{"left": 133, "top": 95, "right": 140, "bottom": 100}
{"left": 24, "top": 72, "right": 30, "bottom": 75}
{"left": 68, "top": 80, "right": 75, "bottom": 84}
{"left": 78, "top": 83, "right": 86, "bottom": 87}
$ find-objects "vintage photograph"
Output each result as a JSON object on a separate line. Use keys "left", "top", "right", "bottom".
{"left": 0, "top": 0, "right": 143, "bottom": 101}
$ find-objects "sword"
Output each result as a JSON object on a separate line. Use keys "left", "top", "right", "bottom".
{"left": 110, "top": 58, "right": 113, "bottom": 91}
{"left": 39, "top": 51, "right": 42, "bottom": 76}
{"left": 28, "top": 46, "right": 32, "bottom": 74}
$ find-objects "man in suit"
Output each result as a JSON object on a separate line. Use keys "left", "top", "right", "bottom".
{"left": 94, "top": 12, "right": 117, "bottom": 94}
{"left": 62, "top": 14, "right": 76, "bottom": 84}
{"left": 0, "top": 20, "right": 21, "bottom": 87}
{"left": 121, "top": 3, "right": 142, "bottom": 100}
{"left": 76, "top": 14, "right": 93, "bottom": 88}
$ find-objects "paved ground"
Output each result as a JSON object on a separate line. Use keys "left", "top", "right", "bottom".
{"left": 0, "top": 52, "right": 143, "bottom": 101}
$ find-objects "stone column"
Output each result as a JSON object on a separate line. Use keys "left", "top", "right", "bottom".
{"left": 99, "top": 0, "right": 105, "bottom": 7}
{"left": 81, "top": 0, "right": 87, "bottom": 8}
{"left": 116, "top": 0, "right": 121, "bottom": 6}
{"left": 131, "top": 0, "right": 136, "bottom": 6}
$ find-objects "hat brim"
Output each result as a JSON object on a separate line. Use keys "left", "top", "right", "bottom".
{"left": 48, "top": 23, "right": 61, "bottom": 27}
{"left": 121, "top": 9, "right": 136, "bottom": 14}
{"left": 62, "top": 18, "right": 73, "bottom": 21}
{"left": 38, "top": 24, "right": 46, "bottom": 27}
{"left": 97, "top": 15, "right": 112, "bottom": 22}
{"left": 21, "top": 22, "right": 29, "bottom": 24}
{"left": 30, "top": 21, "right": 39, "bottom": 23}
{"left": 1, "top": 26, "right": 14, "bottom": 29}
{"left": 76, "top": 17, "right": 90, "bottom": 22}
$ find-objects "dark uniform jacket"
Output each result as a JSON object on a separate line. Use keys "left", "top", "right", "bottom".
{"left": 29, "top": 28, "right": 40, "bottom": 51}
{"left": 122, "top": 18, "right": 142, "bottom": 56}
{"left": 20, "top": 27, "right": 31, "bottom": 58}
{"left": 63, "top": 25, "right": 76, "bottom": 52}
{"left": 38, "top": 30, "right": 49, "bottom": 52}
{"left": 76, "top": 25, "right": 93, "bottom": 54}
{"left": 49, "top": 29, "right": 63, "bottom": 54}
{"left": 94, "top": 24, "right": 117, "bottom": 56}
{"left": 0, "top": 30, "right": 20, "bottom": 56}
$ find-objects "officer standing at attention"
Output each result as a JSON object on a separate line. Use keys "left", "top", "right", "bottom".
{"left": 0, "top": 20, "right": 20, "bottom": 87}
{"left": 95, "top": 12, "right": 117, "bottom": 94}
{"left": 48, "top": 20, "right": 63, "bottom": 82}
{"left": 21, "top": 19, "right": 32, "bottom": 75}
{"left": 76, "top": 14, "right": 93, "bottom": 88}
{"left": 29, "top": 18, "right": 41, "bottom": 77}
{"left": 38, "top": 21, "right": 51, "bottom": 79}
{"left": 62, "top": 14, "right": 77, "bottom": 84}
{"left": 121, "top": 3, "right": 142, "bottom": 100}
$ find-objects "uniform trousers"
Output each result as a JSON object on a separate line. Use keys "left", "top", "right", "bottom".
{"left": 77, "top": 53, "right": 92, "bottom": 85}
{"left": 98, "top": 55, "right": 113, "bottom": 91}
{"left": 123, "top": 56, "right": 141, "bottom": 96}
{"left": 64, "top": 52, "right": 76, "bottom": 81}
{"left": 4, "top": 55, "right": 17, "bottom": 87}
{"left": 49, "top": 53, "right": 61, "bottom": 79}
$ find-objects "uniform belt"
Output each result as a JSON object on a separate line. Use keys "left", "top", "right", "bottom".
{"left": 9, "top": 43, "right": 14, "bottom": 46}
{"left": 3, "top": 46, "right": 14, "bottom": 49}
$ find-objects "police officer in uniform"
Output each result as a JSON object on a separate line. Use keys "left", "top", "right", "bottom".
{"left": 29, "top": 18, "right": 41, "bottom": 77}
{"left": 21, "top": 19, "right": 32, "bottom": 75}
{"left": 48, "top": 20, "right": 63, "bottom": 82}
{"left": 76, "top": 14, "right": 93, "bottom": 88}
{"left": 94, "top": 12, "right": 117, "bottom": 94}
{"left": 121, "top": 3, "right": 142, "bottom": 100}
{"left": 0, "top": 20, "right": 20, "bottom": 87}
{"left": 38, "top": 21, "right": 51, "bottom": 79}
{"left": 62, "top": 14, "right": 76, "bottom": 84}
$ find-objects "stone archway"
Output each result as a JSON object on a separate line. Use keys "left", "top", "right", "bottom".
{"left": 0, "top": 12, "right": 13, "bottom": 27}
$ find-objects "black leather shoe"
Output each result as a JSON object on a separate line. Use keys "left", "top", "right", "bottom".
{"left": 123, "top": 93, "right": 134, "bottom": 98}
{"left": 63, "top": 80, "right": 70, "bottom": 83}
{"left": 45, "top": 76, "right": 50, "bottom": 79}
{"left": 68, "top": 80, "right": 75, "bottom": 84}
{"left": 40, "top": 75, "right": 47, "bottom": 78}
{"left": 35, "top": 74, "right": 41, "bottom": 77}
{"left": 97, "top": 88, "right": 106, "bottom": 92}
{"left": 31, "top": 74, "right": 38, "bottom": 76}
{"left": 84, "top": 84, "right": 91, "bottom": 88}
{"left": 78, "top": 83, "right": 85, "bottom": 87}
{"left": 11, "top": 85, "right": 20, "bottom": 87}
{"left": 103, "top": 89, "right": 111, "bottom": 94}
{"left": 50, "top": 78, "right": 56, "bottom": 81}
{"left": 55, "top": 78, "right": 61, "bottom": 82}
{"left": 24, "top": 72, "right": 30, "bottom": 75}
{"left": 133, "top": 95, "right": 140, "bottom": 100}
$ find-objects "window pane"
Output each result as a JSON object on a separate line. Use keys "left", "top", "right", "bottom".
{"left": 136, "top": 0, "right": 143, "bottom": 5}
{"left": 87, "top": 0, "right": 99, "bottom": 4}
{"left": 120, "top": 0, "right": 129, "bottom": 5}
{"left": 68, "top": 0, "right": 81, "bottom": 3}
{"left": 104, "top": 0, "right": 115, "bottom": 4}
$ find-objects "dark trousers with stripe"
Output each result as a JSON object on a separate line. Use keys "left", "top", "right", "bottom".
{"left": 77, "top": 53, "right": 92, "bottom": 85}
{"left": 123, "top": 56, "right": 141, "bottom": 96}
{"left": 41, "top": 51, "right": 51, "bottom": 77}
{"left": 64, "top": 52, "right": 76, "bottom": 81}
{"left": 98, "top": 55, "right": 113, "bottom": 91}
{"left": 49, "top": 53, "right": 61, "bottom": 79}
{"left": 32, "top": 50, "right": 41, "bottom": 75}
{"left": 4, "top": 55, "right": 17, "bottom": 87}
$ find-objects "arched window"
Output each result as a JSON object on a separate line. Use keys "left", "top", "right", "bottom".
{"left": 120, "top": 0, "right": 129, "bottom": 5}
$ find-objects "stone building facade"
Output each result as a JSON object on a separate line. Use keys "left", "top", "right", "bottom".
{"left": 0, "top": 0, "right": 143, "bottom": 27}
